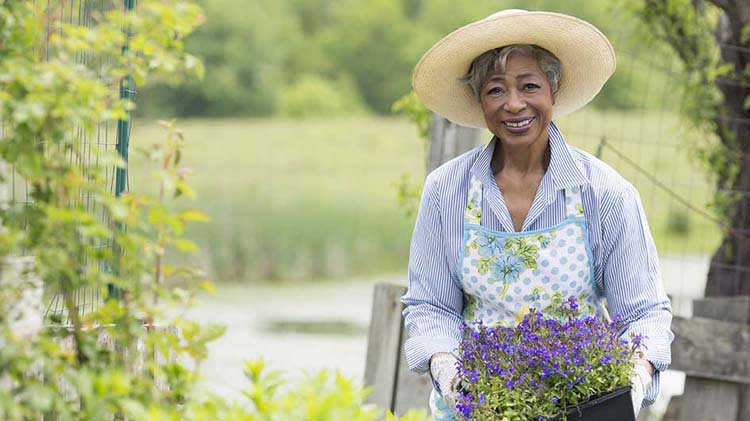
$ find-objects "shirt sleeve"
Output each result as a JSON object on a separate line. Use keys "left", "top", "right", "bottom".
{"left": 400, "top": 173, "right": 464, "bottom": 375}
{"left": 600, "top": 184, "right": 674, "bottom": 407}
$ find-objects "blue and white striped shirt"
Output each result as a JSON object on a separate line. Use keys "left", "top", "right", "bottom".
{"left": 400, "top": 122, "right": 673, "bottom": 406}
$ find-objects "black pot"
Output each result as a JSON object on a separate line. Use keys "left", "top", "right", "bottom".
{"left": 551, "top": 387, "right": 635, "bottom": 421}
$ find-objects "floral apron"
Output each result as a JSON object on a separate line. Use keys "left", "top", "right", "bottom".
{"left": 430, "top": 174, "right": 604, "bottom": 420}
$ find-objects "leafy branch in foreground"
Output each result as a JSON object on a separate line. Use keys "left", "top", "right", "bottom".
{"left": 0, "top": 2, "right": 431, "bottom": 419}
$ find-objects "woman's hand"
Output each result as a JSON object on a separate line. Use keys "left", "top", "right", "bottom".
{"left": 430, "top": 353, "right": 462, "bottom": 416}
{"left": 630, "top": 360, "right": 653, "bottom": 417}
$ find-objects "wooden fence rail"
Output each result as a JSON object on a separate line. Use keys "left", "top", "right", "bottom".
{"left": 665, "top": 296, "right": 749, "bottom": 421}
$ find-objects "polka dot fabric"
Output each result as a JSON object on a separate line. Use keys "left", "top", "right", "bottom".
{"left": 459, "top": 176, "right": 601, "bottom": 328}
{"left": 429, "top": 174, "right": 604, "bottom": 419}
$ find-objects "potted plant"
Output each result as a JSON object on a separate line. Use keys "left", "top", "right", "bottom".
{"left": 454, "top": 295, "right": 642, "bottom": 421}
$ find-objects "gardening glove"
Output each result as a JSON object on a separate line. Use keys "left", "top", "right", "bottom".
{"left": 430, "top": 352, "right": 462, "bottom": 417}
{"left": 629, "top": 363, "right": 652, "bottom": 418}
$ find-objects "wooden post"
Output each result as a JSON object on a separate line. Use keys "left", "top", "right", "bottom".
{"left": 364, "top": 283, "right": 433, "bottom": 417}
{"left": 393, "top": 318, "right": 433, "bottom": 415}
{"left": 427, "top": 114, "right": 483, "bottom": 174}
{"left": 364, "top": 283, "right": 408, "bottom": 413}
{"left": 666, "top": 296, "right": 750, "bottom": 421}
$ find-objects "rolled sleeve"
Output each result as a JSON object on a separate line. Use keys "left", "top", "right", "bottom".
{"left": 600, "top": 185, "right": 674, "bottom": 407}
{"left": 400, "top": 174, "right": 464, "bottom": 375}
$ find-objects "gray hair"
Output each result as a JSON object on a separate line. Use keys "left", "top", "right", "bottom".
{"left": 460, "top": 44, "right": 563, "bottom": 102}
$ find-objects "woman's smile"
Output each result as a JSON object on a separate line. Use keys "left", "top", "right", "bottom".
{"left": 501, "top": 116, "right": 536, "bottom": 134}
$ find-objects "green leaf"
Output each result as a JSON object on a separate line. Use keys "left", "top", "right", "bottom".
{"left": 179, "top": 209, "right": 210, "bottom": 222}
{"left": 174, "top": 238, "right": 198, "bottom": 253}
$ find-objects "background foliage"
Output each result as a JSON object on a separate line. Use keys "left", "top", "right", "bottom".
{"left": 136, "top": 0, "right": 677, "bottom": 118}
{"left": 0, "top": 1, "right": 426, "bottom": 419}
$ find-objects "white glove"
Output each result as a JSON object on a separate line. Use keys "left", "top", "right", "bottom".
{"left": 630, "top": 363, "right": 652, "bottom": 417}
{"left": 430, "top": 353, "right": 462, "bottom": 416}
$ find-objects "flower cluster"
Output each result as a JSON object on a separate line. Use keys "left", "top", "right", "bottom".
{"left": 455, "top": 295, "right": 643, "bottom": 420}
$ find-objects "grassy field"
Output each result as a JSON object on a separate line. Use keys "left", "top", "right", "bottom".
{"left": 129, "top": 111, "right": 721, "bottom": 282}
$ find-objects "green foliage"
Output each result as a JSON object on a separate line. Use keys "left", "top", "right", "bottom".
{"left": 393, "top": 173, "right": 424, "bottom": 221}
{"left": 0, "top": 0, "right": 214, "bottom": 417}
{"left": 0, "top": 2, "right": 417, "bottom": 420}
{"left": 137, "top": 0, "right": 669, "bottom": 118}
{"left": 392, "top": 91, "right": 431, "bottom": 140}
{"left": 391, "top": 92, "right": 428, "bottom": 220}
{"left": 280, "top": 74, "right": 365, "bottom": 118}
{"left": 631, "top": 0, "right": 744, "bottom": 226}
{"left": 175, "top": 359, "right": 430, "bottom": 421}
{"left": 666, "top": 208, "right": 690, "bottom": 236}
{"left": 137, "top": 0, "right": 295, "bottom": 117}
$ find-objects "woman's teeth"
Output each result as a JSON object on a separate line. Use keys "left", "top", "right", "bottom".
{"left": 503, "top": 118, "right": 533, "bottom": 128}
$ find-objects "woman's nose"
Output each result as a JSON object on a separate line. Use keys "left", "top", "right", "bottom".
{"left": 503, "top": 89, "right": 526, "bottom": 113}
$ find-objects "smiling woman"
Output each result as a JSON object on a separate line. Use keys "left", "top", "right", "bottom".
{"left": 401, "top": 9, "right": 674, "bottom": 421}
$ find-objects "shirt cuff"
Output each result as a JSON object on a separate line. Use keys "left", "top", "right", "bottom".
{"left": 642, "top": 367, "right": 660, "bottom": 407}
{"left": 641, "top": 356, "right": 669, "bottom": 407}
{"left": 404, "top": 336, "right": 460, "bottom": 375}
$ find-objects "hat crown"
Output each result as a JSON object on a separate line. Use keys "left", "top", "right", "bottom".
{"left": 485, "top": 9, "right": 528, "bottom": 21}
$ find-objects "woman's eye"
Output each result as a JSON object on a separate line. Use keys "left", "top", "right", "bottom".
{"left": 487, "top": 87, "right": 504, "bottom": 95}
{"left": 523, "top": 83, "right": 540, "bottom": 91}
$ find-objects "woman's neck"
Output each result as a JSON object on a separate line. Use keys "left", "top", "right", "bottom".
{"left": 491, "top": 136, "right": 550, "bottom": 177}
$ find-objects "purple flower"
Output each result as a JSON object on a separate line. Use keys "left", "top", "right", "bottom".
{"left": 456, "top": 298, "right": 637, "bottom": 420}
{"left": 567, "top": 295, "right": 579, "bottom": 311}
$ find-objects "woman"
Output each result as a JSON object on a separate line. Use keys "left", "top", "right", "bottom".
{"left": 400, "top": 9, "right": 673, "bottom": 420}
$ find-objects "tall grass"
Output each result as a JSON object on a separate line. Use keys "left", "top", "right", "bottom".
{"left": 130, "top": 117, "right": 423, "bottom": 282}
{"left": 130, "top": 112, "right": 721, "bottom": 282}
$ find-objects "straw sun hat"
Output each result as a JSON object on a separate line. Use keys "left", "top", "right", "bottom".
{"left": 412, "top": 9, "right": 616, "bottom": 129}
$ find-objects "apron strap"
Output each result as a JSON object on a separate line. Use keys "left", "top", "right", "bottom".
{"left": 464, "top": 174, "right": 483, "bottom": 224}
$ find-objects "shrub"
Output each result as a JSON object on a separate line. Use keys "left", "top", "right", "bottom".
{"left": 280, "top": 74, "right": 366, "bottom": 118}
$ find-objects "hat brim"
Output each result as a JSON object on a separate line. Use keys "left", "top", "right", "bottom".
{"left": 412, "top": 10, "right": 616, "bottom": 129}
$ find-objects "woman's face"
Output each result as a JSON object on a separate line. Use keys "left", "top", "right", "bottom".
{"left": 479, "top": 53, "right": 554, "bottom": 148}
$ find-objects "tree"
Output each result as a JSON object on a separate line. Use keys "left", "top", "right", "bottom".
{"left": 634, "top": 0, "right": 749, "bottom": 296}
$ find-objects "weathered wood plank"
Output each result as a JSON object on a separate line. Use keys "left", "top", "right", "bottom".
{"left": 679, "top": 377, "right": 740, "bottom": 421}
{"left": 393, "top": 322, "right": 432, "bottom": 416}
{"left": 670, "top": 316, "right": 750, "bottom": 383}
{"left": 737, "top": 384, "right": 750, "bottom": 421}
{"left": 364, "top": 283, "right": 408, "bottom": 412}
{"left": 427, "top": 115, "right": 483, "bottom": 173}
{"left": 693, "top": 296, "right": 750, "bottom": 324}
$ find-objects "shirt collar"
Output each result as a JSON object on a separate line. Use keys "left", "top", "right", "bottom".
{"left": 547, "top": 122, "right": 590, "bottom": 190}
{"left": 469, "top": 121, "right": 590, "bottom": 192}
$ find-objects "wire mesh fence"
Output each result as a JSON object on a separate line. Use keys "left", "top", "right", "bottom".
{"left": 2, "top": 0, "right": 137, "bottom": 323}
{"left": 558, "top": 36, "right": 749, "bottom": 315}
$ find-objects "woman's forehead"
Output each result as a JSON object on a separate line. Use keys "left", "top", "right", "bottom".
{"left": 485, "top": 55, "right": 546, "bottom": 80}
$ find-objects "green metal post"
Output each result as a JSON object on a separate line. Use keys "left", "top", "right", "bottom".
{"left": 109, "top": 0, "right": 136, "bottom": 300}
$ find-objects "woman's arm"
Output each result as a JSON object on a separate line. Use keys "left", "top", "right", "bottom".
{"left": 400, "top": 174, "right": 465, "bottom": 377}
{"left": 599, "top": 184, "right": 674, "bottom": 407}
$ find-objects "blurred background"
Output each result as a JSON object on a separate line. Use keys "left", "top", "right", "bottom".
{"left": 124, "top": 0, "right": 732, "bottom": 418}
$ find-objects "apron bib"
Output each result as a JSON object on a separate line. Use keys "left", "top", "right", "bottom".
{"left": 430, "top": 174, "right": 603, "bottom": 420}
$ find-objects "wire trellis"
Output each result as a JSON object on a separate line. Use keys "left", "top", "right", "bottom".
{"left": 5, "top": 0, "right": 137, "bottom": 324}
{"left": 557, "top": 31, "right": 749, "bottom": 312}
